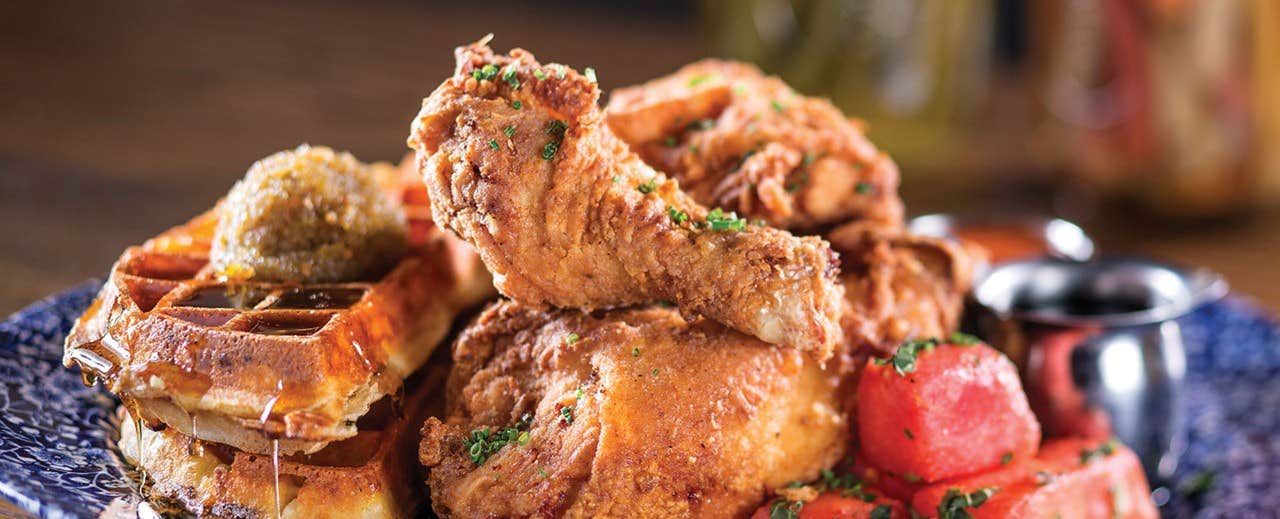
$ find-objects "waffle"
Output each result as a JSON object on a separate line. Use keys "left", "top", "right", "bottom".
{"left": 119, "top": 362, "right": 446, "bottom": 519}
{"left": 64, "top": 163, "right": 494, "bottom": 455}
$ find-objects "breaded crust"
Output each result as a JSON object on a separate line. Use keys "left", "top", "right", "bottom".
{"left": 420, "top": 301, "right": 848, "bottom": 518}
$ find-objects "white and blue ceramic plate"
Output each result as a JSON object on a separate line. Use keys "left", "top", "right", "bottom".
{"left": 1, "top": 282, "right": 1277, "bottom": 518}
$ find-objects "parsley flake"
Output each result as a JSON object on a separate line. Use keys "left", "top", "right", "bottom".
{"left": 869, "top": 505, "right": 892, "bottom": 519}
{"left": 769, "top": 499, "right": 802, "bottom": 519}
{"left": 688, "top": 118, "right": 715, "bottom": 131}
{"left": 503, "top": 126, "right": 516, "bottom": 137}
{"left": 487, "top": 139, "right": 500, "bottom": 150}
{"left": 876, "top": 338, "right": 940, "bottom": 376}
{"left": 688, "top": 74, "right": 715, "bottom": 87}
{"left": 949, "top": 332, "right": 982, "bottom": 345}
{"left": 471, "top": 64, "right": 499, "bottom": 81}
{"left": 463, "top": 412, "right": 533, "bottom": 465}
{"left": 771, "top": 99, "right": 786, "bottom": 113}
{"left": 706, "top": 207, "right": 748, "bottom": 231}
{"left": 559, "top": 406, "right": 574, "bottom": 424}
{"left": 566, "top": 332, "right": 580, "bottom": 345}
{"left": 937, "top": 487, "right": 998, "bottom": 519}
{"left": 665, "top": 136, "right": 678, "bottom": 147}
{"left": 545, "top": 119, "right": 568, "bottom": 138}
{"left": 534, "top": 69, "right": 547, "bottom": 80}
{"left": 637, "top": 178, "right": 658, "bottom": 194}
{"left": 904, "top": 428, "right": 914, "bottom": 440}
{"left": 666, "top": 206, "right": 689, "bottom": 224}
{"left": 1001, "top": 452, "right": 1013, "bottom": 465}
{"left": 537, "top": 467, "right": 549, "bottom": 478}
{"left": 511, "top": 100, "right": 523, "bottom": 110}
{"left": 632, "top": 347, "right": 641, "bottom": 357}
{"left": 1079, "top": 439, "right": 1118, "bottom": 465}
{"left": 855, "top": 181, "right": 875, "bottom": 195}
{"left": 541, "top": 141, "right": 559, "bottom": 160}
{"left": 501, "top": 66, "right": 520, "bottom": 89}
{"left": 802, "top": 152, "right": 817, "bottom": 167}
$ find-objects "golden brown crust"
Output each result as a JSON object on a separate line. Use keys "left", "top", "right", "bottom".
{"left": 119, "top": 363, "right": 447, "bottom": 519}
{"left": 827, "top": 221, "right": 974, "bottom": 358}
{"left": 409, "top": 43, "right": 845, "bottom": 360}
{"left": 606, "top": 60, "right": 904, "bottom": 232}
{"left": 64, "top": 165, "right": 494, "bottom": 454}
{"left": 420, "top": 301, "right": 847, "bottom": 518}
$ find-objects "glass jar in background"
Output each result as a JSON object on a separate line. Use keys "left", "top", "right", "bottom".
{"left": 1031, "top": 0, "right": 1280, "bottom": 219}
{"left": 699, "top": 0, "right": 998, "bottom": 180}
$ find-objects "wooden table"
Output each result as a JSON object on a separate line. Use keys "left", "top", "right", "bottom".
{"left": 1, "top": 1, "right": 1275, "bottom": 517}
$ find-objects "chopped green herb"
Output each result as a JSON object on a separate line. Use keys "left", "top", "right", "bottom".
{"left": 751, "top": 219, "right": 767, "bottom": 227}
{"left": 855, "top": 181, "right": 875, "bottom": 195}
{"left": 664, "top": 136, "right": 678, "bottom": 147}
{"left": 1079, "top": 439, "right": 1118, "bottom": 465}
{"left": 463, "top": 412, "right": 533, "bottom": 465}
{"left": 632, "top": 347, "right": 641, "bottom": 357}
{"left": 559, "top": 405, "right": 574, "bottom": 424}
{"left": 802, "top": 152, "right": 817, "bottom": 167}
{"left": 902, "top": 473, "right": 923, "bottom": 483}
{"left": 545, "top": 119, "right": 568, "bottom": 138}
{"left": 1001, "top": 452, "right": 1013, "bottom": 465}
{"left": 771, "top": 99, "right": 786, "bottom": 113}
{"left": 537, "top": 467, "right": 549, "bottom": 478}
{"left": 949, "top": 332, "right": 982, "bottom": 345}
{"left": 869, "top": 505, "right": 892, "bottom": 519}
{"left": 877, "top": 338, "right": 940, "bottom": 376}
{"left": 501, "top": 66, "right": 520, "bottom": 89}
{"left": 575, "top": 385, "right": 585, "bottom": 399}
{"left": 937, "top": 487, "right": 998, "bottom": 519}
{"left": 651, "top": 368, "right": 658, "bottom": 376}
{"left": 534, "top": 68, "right": 547, "bottom": 80}
{"left": 566, "top": 332, "right": 580, "bottom": 345}
{"left": 688, "top": 118, "right": 715, "bottom": 131}
{"left": 786, "top": 481, "right": 805, "bottom": 489}
{"left": 689, "top": 145, "right": 700, "bottom": 154}
{"left": 503, "top": 126, "right": 516, "bottom": 137}
{"left": 769, "top": 499, "right": 802, "bottom": 519}
{"left": 511, "top": 100, "right": 523, "bottom": 110}
{"left": 487, "top": 139, "right": 500, "bottom": 150}
{"left": 1034, "top": 471, "right": 1054, "bottom": 487}
{"left": 1179, "top": 470, "right": 1215, "bottom": 498}
{"left": 667, "top": 205, "right": 689, "bottom": 224}
{"left": 786, "top": 172, "right": 809, "bottom": 193}
{"left": 556, "top": 66, "right": 567, "bottom": 79}
{"left": 688, "top": 74, "right": 715, "bottom": 87}
{"left": 541, "top": 141, "right": 559, "bottom": 160}
{"left": 584, "top": 67, "right": 597, "bottom": 83}
{"left": 904, "top": 428, "right": 914, "bottom": 440}
{"left": 471, "top": 64, "right": 499, "bottom": 81}
{"left": 706, "top": 207, "right": 748, "bottom": 231}
{"left": 612, "top": 175, "right": 621, "bottom": 184}
{"left": 656, "top": 300, "right": 674, "bottom": 308}
{"left": 637, "top": 178, "right": 658, "bottom": 194}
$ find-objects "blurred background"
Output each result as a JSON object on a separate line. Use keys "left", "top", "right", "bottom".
{"left": 2, "top": 0, "right": 1278, "bottom": 316}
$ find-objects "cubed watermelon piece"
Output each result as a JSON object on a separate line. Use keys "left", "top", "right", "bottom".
{"left": 857, "top": 340, "right": 1040, "bottom": 482}
{"left": 751, "top": 492, "right": 908, "bottom": 519}
{"left": 910, "top": 438, "right": 1157, "bottom": 518}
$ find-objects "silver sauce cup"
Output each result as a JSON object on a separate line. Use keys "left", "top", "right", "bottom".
{"left": 972, "top": 258, "right": 1227, "bottom": 482}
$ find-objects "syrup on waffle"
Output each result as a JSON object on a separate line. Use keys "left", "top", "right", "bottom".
{"left": 118, "top": 362, "right": 447, "bottom": 519}
{"left": 64, "top": 163, "right": 493, "bottom": 455}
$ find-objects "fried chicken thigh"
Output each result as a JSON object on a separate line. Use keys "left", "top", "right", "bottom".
{"left": 409, "top": 43, "right": 844, "bottom": 359}
{"left": 420, "top": 302, "right": 847, "bottom": 518}
{"left": 606, "top": 60, "right": 904, "bottom": 232}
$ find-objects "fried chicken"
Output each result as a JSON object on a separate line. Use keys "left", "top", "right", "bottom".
{"left": 419, "top": 301, "right": 847, "bottom": 518}
{"left": 606, "top": 60, "right": 904, "bottom": 232}
{"left": 409, "top": 43, "right": 845, "bottom": 359}
{"left": 828, "top": 221, "right": 976, "bottom": 359}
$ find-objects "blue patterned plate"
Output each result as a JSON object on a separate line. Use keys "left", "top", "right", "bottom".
{"left": 1, "top": 282, "right": 1277, "bottom": 518}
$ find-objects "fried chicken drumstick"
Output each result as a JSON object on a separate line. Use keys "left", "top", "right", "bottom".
{"left": 420, "top": 302, "right": 847, "bottom": 518}
{"left": 606, "top": 60, "right": 904, "bottom": 232}
{"left": 409, "top": 43, "right": 845, "bottom": 359}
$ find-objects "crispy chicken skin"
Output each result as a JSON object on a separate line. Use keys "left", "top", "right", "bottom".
{"left": 828, "top": 221, "right": 975, "bottom": 359}
{"left": 606, "top": 60, "right": 904, "bottom": 232}
{"left": 409, "top": 43, "right": 845, "bottom": 359}
{"left": 420, "top": 301, "right": 847, "bottom": 518}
